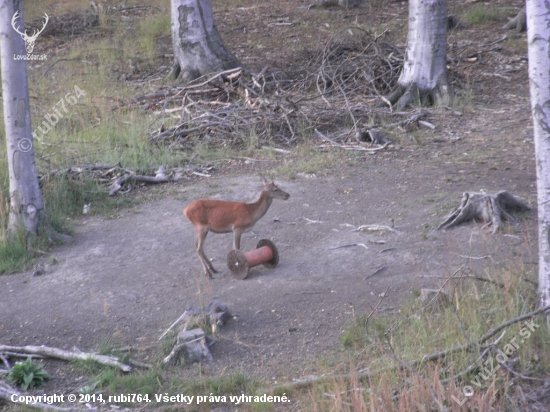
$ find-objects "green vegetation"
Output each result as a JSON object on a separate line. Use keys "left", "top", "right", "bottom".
{"left": 305, "top": 266, "right": 549, "bottom": 410}
{"left": 6, "top": 358, "right": 50, "bottom": 391}
{"left": 0, "top": 224, "right": 32, "bottom": 274}
{"left": 462, "top": 4, "right": 508, "bottom": 25}
{"left": 173, "top": 372, "right": 256, "bottom": 397}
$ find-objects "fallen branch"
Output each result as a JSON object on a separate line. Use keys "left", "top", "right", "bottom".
{"left": 352, "top": 224, "right": 399, "bottom": 234}
{"left": 0, "top": 345, "right": 131, "bottom": 372}
{"left": 158, "top": 308, "right": 201, "bottom": 341}
{"left": 328, "top": 243, "right": 369, "bottom": 250}
{"left": 266, "top": 305, "right": 550, "bottom": 392}
{"left": 108, "top": 165, "right": 183, "bottom": 196}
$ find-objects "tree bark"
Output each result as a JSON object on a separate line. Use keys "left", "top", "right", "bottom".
{"left": 170, "top": 0, "right": 240, "bottom": 83}
{"left": 0, "top": 0, "right": 45, "bottom": 237}
{"left": 526, "top": 0, "right": 550, "bottom": 316}
{"left": 386, "top": 0, "right": 449, "bottom": 110}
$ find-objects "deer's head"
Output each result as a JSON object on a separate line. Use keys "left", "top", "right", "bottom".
{"left": 11, "top": 11, "right": 49, "bottom": 54}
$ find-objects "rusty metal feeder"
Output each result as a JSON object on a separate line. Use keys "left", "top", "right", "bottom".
{"left": 227, "top": 239, "right": 279, "bottom": 279}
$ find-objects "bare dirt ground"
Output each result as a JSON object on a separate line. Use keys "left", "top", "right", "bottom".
{"left": 0, "top": 0, "right": 539, "bottom": 405}
{"left": 1, "top": 114, "right": 537, "bottom": 386}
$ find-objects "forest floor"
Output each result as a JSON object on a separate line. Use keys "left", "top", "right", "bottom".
{"left": 0, "top": 0, "right": 540, "bottom": 410}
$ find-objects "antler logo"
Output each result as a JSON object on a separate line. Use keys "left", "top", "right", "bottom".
{"left": 11, "top": 11, "right": 49, "bottom": 54}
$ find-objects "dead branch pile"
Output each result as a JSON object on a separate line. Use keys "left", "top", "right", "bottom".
{"left": 28, "top": 12, "right": 99, "bottom": 38}
{"left": 131, "top": 29, "right": 405, "bottom": 147}
{"left": 290, "top": 28, "right": 404, "bottom": 100}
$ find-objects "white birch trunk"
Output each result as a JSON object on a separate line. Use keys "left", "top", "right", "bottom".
{"left": 387, "top": 0, "right": 449, "bottom": 110}
{"left": 170, "top": 0, "right": 239, "bottom": 83}
{"left": 0, "top": 0, "right": 44, "bottom": 236}
{"left": 526, "top": 0, "right": 550, "bottom": 313}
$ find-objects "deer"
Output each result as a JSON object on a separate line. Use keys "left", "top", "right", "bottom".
{"left": 184, "top": 176, "right": 290, "bottom": 278}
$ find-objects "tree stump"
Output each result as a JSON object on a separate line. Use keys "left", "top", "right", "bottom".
{"left": 502, "top": 7, "right": 526, "bottom": 32}
{"left": 163, "top": 328, "right": 215, "bottom": 365}
{"left": 419, "top": 288, "right": 450, "bottom": 310}
{"left": 437, "top": 191, "right": 532, "bottom": 234}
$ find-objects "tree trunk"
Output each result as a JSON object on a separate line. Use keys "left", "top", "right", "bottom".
{"left": 526, "top": 1, "right": 550, "bottom": 317}
{"left": 386, "top": 0, "right": 449, "bottom": 110}
{"left": 170, "top": 0, "right": 240, "bottom": 83}
{"left": 0, "top": 0, "right": 45, "bottom": 237}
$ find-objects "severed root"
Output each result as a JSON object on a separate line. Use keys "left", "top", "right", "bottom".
{"left": 437, "top": 191, "right": 532, "bottom": 234}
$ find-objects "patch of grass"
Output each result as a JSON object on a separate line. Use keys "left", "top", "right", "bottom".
{"left": 450, "top": 84, "right": 475, "bottom": 110}
{"left": 77, "top": 369, "right": 260, "bottom": 409}
{"left": 72, "top": 359, "right": 106, "bottom": 375}
{"left": 270, "top": 144, "right": 360, "bottom": 179}
{"left": 318, "top": 266, "right": 549, "bottom": 410}
{"left": 46, "top": 175, "right": 135, "bottom": 218}
{"left": 462, "top": 5, "right": 506, "bottom": 25}
{"left": 81, "top": 366, "right": 161, "bottom": 402}
{"left": 341, "top": 321, "right": 366, "bottom": 348}
{"left": 0, "top": 187, "right": 32, "bottom": 273}
{"left": 107, "top": 369, "right": 162, "bottom": 399}
{"left": 174, "top": 371, "right": 256, "bottom": 397}
{"left": 137, "top": 12, "right": 170, "bottom": 59}
{"left": 0, "top": 226, "right": 37, "bottom": 274}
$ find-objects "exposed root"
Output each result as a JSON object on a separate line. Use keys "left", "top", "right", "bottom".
{"left": 502, "top": 7, "right": 526, "bottom": 32}
{"left": 386, "top": 78, "right": 450, "bottom": 111}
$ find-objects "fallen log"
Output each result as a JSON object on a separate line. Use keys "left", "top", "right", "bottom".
{"left": 108, "top": 165, "right": 183, "bottom": 196}
{"left": 0, "top": 345, "right": 131, "bottom": 372}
